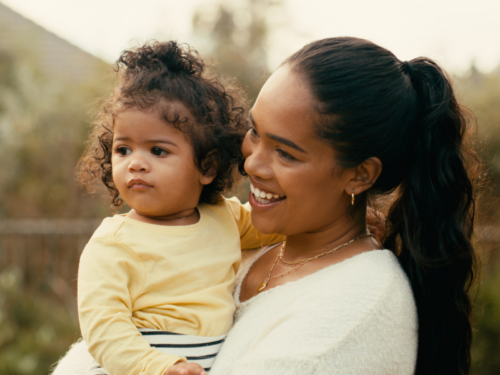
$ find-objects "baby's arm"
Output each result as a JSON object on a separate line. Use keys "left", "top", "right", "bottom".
{"left": 78, "top": 238, "right": 186, "bottom": 375}
{"left": 226, "top": 197, "right": 285, "bottom": 250}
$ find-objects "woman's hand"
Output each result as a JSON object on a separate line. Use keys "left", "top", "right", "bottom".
{"left": 164, "top": 362, "right": 206, "bottom": 375}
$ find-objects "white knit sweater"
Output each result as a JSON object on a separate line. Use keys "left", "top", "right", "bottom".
{"left": 209, "top": 248, "right": 418, "bottom": 375}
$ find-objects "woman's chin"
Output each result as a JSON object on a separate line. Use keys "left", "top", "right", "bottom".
{"left": 249, "top": 192, "right": 286, "bottom": 234}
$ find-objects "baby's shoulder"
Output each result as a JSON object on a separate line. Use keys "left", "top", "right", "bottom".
{"left": 81, "top": 216, "right": 144, "bottom": 263}
{"left": 200, "top": 196, "right": 247, "bottom": 226}
{"left": 90, "top": 215, "right": 127, "bottom": 241}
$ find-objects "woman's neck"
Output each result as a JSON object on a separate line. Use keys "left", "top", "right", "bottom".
{"left": 283, "top": 219, "right": 369, "bottom": 263}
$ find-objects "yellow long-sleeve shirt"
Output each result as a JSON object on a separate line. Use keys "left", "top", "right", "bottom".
{"left": 78, "top": 197, "right": 283, "bottom": 375}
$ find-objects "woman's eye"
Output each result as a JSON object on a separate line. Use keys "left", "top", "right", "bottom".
{"left": 250, "top": 127, "right": 259, "bottom": 138}
{"left": 152, "top": 147, "right": 168, "bottom": 156}
{"left": 277, "top": 148, "right": 295, "bottom": 161}
{"left": 116, "top": 147, "right": 131, "bottom": 156}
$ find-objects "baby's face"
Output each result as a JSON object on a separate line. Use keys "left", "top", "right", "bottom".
{"left": 111, "top": 106, "right": 209, "bottom": 219}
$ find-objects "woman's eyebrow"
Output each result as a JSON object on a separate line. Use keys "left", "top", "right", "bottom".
{"left": 267, "top": 134, "right": 306, "bottom": 153}
{"left": 249, "top": 108, "right": 306, "bottom": 153}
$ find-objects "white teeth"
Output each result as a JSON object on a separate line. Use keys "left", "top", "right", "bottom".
{"left": 254, "top": 195, "right": 270, "bottom": 204}
{"left": 250, "top": 183, "right": 285, "bottom": 201}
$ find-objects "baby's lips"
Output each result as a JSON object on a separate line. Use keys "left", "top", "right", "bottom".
{"left": 127, "top": 178, "right": 152, "bottom": 187}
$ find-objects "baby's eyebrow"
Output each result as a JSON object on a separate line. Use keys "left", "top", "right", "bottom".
{"left": 149, "top": 140, "right": 178, "bottom": 147}
{"left": 113, "top": 137, "right": 177, "bottom": 147}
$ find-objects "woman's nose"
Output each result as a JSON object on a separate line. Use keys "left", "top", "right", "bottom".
{"left": 242, "top": 133, "right": 273, "bottom": 180}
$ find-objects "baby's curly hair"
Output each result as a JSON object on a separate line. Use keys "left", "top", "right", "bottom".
{"left": 78, "top": 40, "right": 249, "bottom": 206}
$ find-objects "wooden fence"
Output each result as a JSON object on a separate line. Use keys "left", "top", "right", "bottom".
{"left": 0, "top": 219, "right": 102, "bottom": 317}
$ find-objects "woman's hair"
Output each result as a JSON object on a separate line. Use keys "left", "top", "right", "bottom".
{"left": 78, "top": 40, "right": 248, "bottom": 206}
{"left": 285, "top": 37, "right": 480, "bottom": 375}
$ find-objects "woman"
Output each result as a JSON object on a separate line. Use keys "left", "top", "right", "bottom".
{"left": 53, "top": 37, "right": 478, "bottom": 375}
{"left": 209, "top": 37, "right": 478, "bottom": 375}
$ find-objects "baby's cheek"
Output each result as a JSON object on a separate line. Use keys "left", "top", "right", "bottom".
{"left": 111, "top": 162, "right": 126, "bottom": 192}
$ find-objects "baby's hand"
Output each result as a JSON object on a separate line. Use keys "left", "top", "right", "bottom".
{"left": 164, "top": 362, "right": 206, "bottom": 375}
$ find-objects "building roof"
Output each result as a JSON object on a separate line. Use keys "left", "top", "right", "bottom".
{"left": 0, "top": 1, "right": 108, "bottom": 82}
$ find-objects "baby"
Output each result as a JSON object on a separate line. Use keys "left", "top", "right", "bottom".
{"left": 76, "top": 41, "right": 282, "bottom": 375}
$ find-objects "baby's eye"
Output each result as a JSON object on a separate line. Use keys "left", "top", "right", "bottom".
{"left": 151, "top": 147, "right": 168, "bottom": 156}
{"left": 116, "top": 146, "right": 131, "bottom": 156}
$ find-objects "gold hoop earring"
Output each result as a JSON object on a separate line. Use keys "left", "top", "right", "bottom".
{"left": 351, "top": 192, "right": 355, "bottom": 206}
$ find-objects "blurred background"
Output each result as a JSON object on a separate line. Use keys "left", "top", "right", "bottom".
{"left": 0, "top": 0, "right": 499, "bottom": 374}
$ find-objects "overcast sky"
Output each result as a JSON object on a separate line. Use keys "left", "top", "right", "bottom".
{"left": 3, "top": 0, "right": 500, "bottom": 74}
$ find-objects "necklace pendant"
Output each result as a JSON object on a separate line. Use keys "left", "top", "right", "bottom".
{"left": 257, "top": 279, "right": 269, "bottom": 292}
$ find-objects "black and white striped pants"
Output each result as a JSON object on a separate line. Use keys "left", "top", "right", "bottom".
{"left": 87, "top": 328, "right": 227, "bottom": 374}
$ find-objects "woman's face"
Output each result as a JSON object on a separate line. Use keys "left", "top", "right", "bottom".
{"left": 243, "top": 65, "right": 354, "bottom": 236}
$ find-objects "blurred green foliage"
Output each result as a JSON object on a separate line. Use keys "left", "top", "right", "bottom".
{"left": 455, "top": 67, "right": 500, "bottom": 375}
{"left": 0, "top": 1, "right": 499, "bottom": 374}
{"left": 0, "top": 45, "right": 112, "bottom": 219}
{"left": 191, "top": 0, "right": 281, "bottom": 103}
{"left": 0, "top": 268, "right": 79, "bottom": 375}
{"left": 471, "top": 260, "right": 500, "bottom": 375}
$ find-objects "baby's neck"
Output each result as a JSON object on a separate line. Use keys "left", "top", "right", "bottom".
{"left": 126, "top": 208, "right": 200, "bottom": 226}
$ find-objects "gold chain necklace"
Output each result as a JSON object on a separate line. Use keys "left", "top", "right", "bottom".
{"left": 257, "top": 232, "right": 373, "bottom": 293}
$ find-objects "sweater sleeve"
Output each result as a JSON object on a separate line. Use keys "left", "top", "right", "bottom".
{"left": 225, "top": 197, "right": 285, "bottom": 249}
{"left": 78, "top": 238, "right": 186, "bottom": 375}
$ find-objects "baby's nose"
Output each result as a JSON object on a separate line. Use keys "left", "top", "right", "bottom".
{"left": 128, "top": 155, "right": 149, "bottom": 172}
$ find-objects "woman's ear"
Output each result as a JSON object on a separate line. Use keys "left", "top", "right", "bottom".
{"left": 199, "top": 151, "right": 219, "bottom": 186}
{"left": 345, "top": 157, "right": 382, "bottom": 195}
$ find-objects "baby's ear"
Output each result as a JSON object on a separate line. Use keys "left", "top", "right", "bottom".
{"left": 199, "top": 150, "right": 219, "bottom": 185}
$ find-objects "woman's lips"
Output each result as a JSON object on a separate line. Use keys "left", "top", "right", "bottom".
{"left": 248, "top": 183, "right": 286, "bottom": 211}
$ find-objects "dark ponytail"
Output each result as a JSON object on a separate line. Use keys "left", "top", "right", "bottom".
{"left": 286, "top": 37, "right": 480, "bottom": 375}
{"left": 386, "top": 58, "right": 479, "bottom": 374}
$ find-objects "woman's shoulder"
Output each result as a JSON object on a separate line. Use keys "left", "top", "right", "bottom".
{"left": 300, "top": 250, "right": 415, "bottom": 316}
{"left": 319, "top": 249, "right": 408, "bottom": 290}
